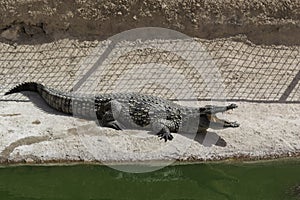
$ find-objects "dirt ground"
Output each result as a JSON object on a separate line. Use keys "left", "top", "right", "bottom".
{"left": 0, "top": 0, "right": 299, "bottom": 45}
{"left": 0, "top": 0, "right": 299, "bottom": 167}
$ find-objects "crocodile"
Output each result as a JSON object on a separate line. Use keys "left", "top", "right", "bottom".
{"left": 5, "top": 82, "right": 239, "bottom": 142}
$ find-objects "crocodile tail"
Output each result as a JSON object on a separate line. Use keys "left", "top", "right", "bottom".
{"left": 4, "top": 82, "right": 43, "bottom": 95}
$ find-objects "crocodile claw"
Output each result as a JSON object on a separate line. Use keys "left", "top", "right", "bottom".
{"left": 227, "top": 104, "right": 238, "bottom": 110}
{"left": 157, "top": 132, "right": 174, "bottom": 142}
{"left": 224, "top": 121, "right": 240, "bottom": 128}
{"left": 231, "top": 121, "right": 240, "bottom": 127}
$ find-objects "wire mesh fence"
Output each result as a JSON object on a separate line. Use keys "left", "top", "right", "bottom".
{"left": 0, "top": 37, "right": 299, "bottom": 103}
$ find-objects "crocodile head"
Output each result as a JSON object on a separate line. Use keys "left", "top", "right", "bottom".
{"left": 198, "top": 103, "right": 240, "bottom": 131}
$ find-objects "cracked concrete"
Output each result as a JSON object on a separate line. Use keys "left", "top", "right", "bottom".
{"left": 0, "top": 98, "right": 299, "bottom": 164}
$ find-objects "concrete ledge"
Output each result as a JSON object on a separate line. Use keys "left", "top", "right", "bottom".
{"left": 1, "top": 99, "right": 299, "bottom": 164}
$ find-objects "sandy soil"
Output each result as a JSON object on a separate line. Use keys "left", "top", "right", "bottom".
{"left": 0, "top": 0, "right": 299, "bottom": 45}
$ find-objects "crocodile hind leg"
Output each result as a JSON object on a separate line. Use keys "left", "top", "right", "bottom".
{"left": 104, "top": 120, "right": 122, "bottom": 130}
{"left": 96, "top": 101, "right": 122, "bottom": 130}
{"left": 101, "top": 111, "right": 122, "bottom": 130}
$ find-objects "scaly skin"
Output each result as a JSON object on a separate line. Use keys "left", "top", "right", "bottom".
{"left": 5, "top": 82, "right": 239, "bottom": 142}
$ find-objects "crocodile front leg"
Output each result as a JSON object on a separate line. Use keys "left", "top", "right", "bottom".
{"left": 151, "top": 119, "right": 175, "bottom": 142}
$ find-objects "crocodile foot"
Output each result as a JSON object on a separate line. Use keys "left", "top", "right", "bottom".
{"left": 224, "top": 121, "right": 240, "bottom": 128}
{"left": 157, "top": 131, "right": 174, "bottom": 142}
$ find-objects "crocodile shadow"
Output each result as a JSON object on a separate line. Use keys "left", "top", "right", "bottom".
{"left": 19, "top": 91, "right": 70, "bottom": 116}
{"left": 194, "top": 131, "right": 227, "bottom": 147}
{"left": 148, "top": 131, "right": 226, "bottom": 147}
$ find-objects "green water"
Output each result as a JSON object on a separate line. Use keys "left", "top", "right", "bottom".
{"left": 0, "top": 160, "right": 300, "bottom": 200}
